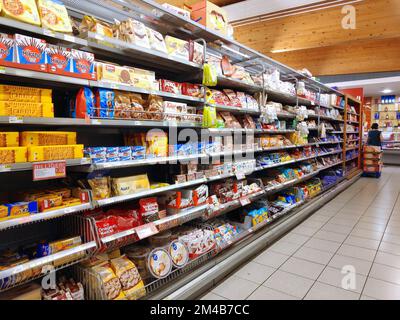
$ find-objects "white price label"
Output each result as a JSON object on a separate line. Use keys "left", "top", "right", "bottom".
{"left": 64, "top": 207, "right": 75, "bottom": 214}
{"left": 0, "top": 66, "right": 5, "bottom": 74}
{"left": 240, "top": 197, "right": 251, "bottom": 206}
{"left": 236, "top": 172, "right": 246, "bottom": 180}
{"left": 0, "top": 164, "right": 11, "bottom": 172}
{"left": 81, "top": 158, "right": 91, "bottom": 165}
{"left": 135, "top": 223, "right": 159, "bottom": 240}
{"left": 43, "top": 29, "right": 55, "bottom": 37}
{"left": 91, "top": 119, "right": 102, "bottom": 125}
{"left": 95, "top": 34, "right": 105, "bottom": 41}
{"left": 9, "top": 116, "right": 23, "bottom": 123}
{"left": 64, "top": 34, "right": 75, "bottom": 42}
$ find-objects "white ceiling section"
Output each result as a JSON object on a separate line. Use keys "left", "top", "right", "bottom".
{"left": 224, "top": 0, "right": 327, "bottom": 22}
{"left": 326, "top": 77, "right": 400, "bottom": 97}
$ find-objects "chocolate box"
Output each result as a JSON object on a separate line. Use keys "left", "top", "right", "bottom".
{"left": 14, "top": 34, "right": 48, "bottom": 72}
{"left": 71, "top": 49, "right": 96, "bottom": 80}
{"left": 0, "top": 33, "right": 15, "bottom": 67}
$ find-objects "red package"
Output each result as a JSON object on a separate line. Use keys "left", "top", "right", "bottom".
{"left": 223, "top": 89, "right": 242, "bottom": 107}
{"left": 94, "top": 214, "right": 119, "bottom": 238}
{"left": 139, "top": 197, "right": 160, "bottom": 223}
{"left": 210, "top": 90, "right": 230, "bottom": 106}
{"left": 182, "top": 83, "right": 203, "bottom": 98}
{"left": 221, "top": 55, "right": 235, "bottom": 77}
{"left": 160, "top": 79, "right": 182, "bottom": 95}
{"left": 107, "top": 208, "right": 142, "bottom": 231}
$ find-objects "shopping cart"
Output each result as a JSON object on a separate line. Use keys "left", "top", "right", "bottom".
{"left": 362, "top": 146, "right": 383, "bottom": 178}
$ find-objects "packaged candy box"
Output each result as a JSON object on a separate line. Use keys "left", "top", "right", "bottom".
{"left": 14, "top": 34, "right": 48, "bottom": 72}
{"left": 0, "top": 33, "right": 15, "bottom": 67}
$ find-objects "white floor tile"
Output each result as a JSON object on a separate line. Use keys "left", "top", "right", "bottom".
{"left": 281, "top": 233, "right": 310, "bottom": 246}
{"left": 263, "top": 270, "right": 314, "bottom": 298}
{"left": 328, "top": 255, "right": 373, "bottom": 276}
{"left": 321, "top": 223, "right": 353, "bottom": 235}
{"left": 363, "top": 278, "right": 400, "bottom": 300}
{"left": 304, "top": 282, "right": 360, "bottom": 300}
{"left": 379, "top": 241, "right": 400, "bottom": 256}
{"left": 317, "top": 266, "right": 367, "bottom": 293}
{"left": 293, "top": 246, "right": 334, "bottom": 265}
{"left": 382, "top": 233, "right": 400, "bottom": 245}
{"left": 337, "top": 244, "right": 377, "bottom": 262}
{"left": 253, "top": 251, "right": 290, "bottom": 269}
{"left": 344, "top": 235, "right": 380, "bottom": 250}
{"left": 356, "top": 222, "right": 386, "bottom": 233}
{"left": 246, "top": 286, "right": 299, "bottom": 300}
{"left": 374, "top": 252, "right": 400, "bottom": 269}
{"left": 313, "top": 230, "right": 348, "bottom": 243}
{"left": 304, "top": 238, "right": 341, "bottom": 253}
{"left": 233, "top": 261, "right": 276, "bottom": 284}
{"left": 369, "top": 263, "right": 400, "bottom": 286}
{"left": 212, "top": 276, "right": 259, "bottom": 300}
{"left": 292, "top": 225, "right": 319, "bottom": 237}
{"left": 269, "top": 241, "right": 302, "bottom": 256}
{"left": 279, "top": 257, "right": 325, "bottom": 280}
{"left": 350, "top": 228, "right": 384, "bottom": 241}
{"left": 200, "top": 292, "right": 228, "bottom": 300}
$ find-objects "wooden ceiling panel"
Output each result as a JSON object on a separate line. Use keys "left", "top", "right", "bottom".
{"left": 155, "top": 0, "right": 243, "bottom": 7}
{"left": 234, "top": 0, "right": 400, "bottom": 52}
{"left": 269, "top": 37, "right": 400, "bottom": 75}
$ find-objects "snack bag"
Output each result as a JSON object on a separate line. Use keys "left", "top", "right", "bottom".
{"left": 87, "top": 171, "right": 111, "bottom": 200}
{"left": 37, "top": 0, "right": 73, "bottom": 33}
{"left": 110, "top": 255, "right": 146, "bottom": 299}
{"left": 145, "top": 27, "right": 167, "bottom": 53}
{"left": 91, "top": 262, "right": 125, "bottom": 300}
{"left": 72, "top": 87, "right": 95, "bottom": 118}
{"left": 1, "top": 0, "right": 41, "bottom": 26}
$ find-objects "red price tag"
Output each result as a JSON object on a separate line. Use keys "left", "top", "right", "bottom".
{"left": 33, "top": 161, "right": 66, "bottom": 181}
{"left": 240, "top": 197, "right": 251, "bottom": 206}
{"left": 135, "top": 223, "right": 159, "bottom": 240}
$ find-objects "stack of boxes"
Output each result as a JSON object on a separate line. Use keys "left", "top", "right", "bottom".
{"left": 0, "top": 131, "right": 84, "bottom": 164}
{"left": 363, "top": 146, "right": 383, "bottom": 175}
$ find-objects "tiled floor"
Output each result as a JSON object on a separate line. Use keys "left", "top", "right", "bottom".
{"left": 201, "top": 166, "right": 400, "bottom": 300}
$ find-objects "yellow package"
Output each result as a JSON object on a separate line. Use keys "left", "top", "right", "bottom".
{"left": 0, "top": 147, "right": 27, "bottom": 163}
{"left": 92, "top": 262, "right": 126, "bottom": 300}
{"left": 0, "top": 205, "right": 8, "bottom": 219}
{"left": 36, "top": 194, "right": 63, "bottom": 211}
{"left": 20, "top": 131, "right": 77, "bottom": 146}
{"left": 0, "top": 85, "right": 52, "bottom": 103}
{"left": 165, "top": 36, "right": 189, "bottom": 60}
{"left": 112, "top": 174, "right": 150, "bottom": 196}
{"left": 130, "top": 67, "right": 156, "bottom": 90}
{"left": 110, "top": 255, "right": 146, "bottom": 300}
{"left": 96, "top": 62, "right": 126, "bottom": 83}
{"left": 1, "top": 0, "right": 41, "bottom": 26}
{"left": 0, "top": 132, "right": 19, "bottom": 147}
{"left": 27, "top": 144, "right": 83, "bottom": 161}
{"left": 0, "top": 101, "right": 54, "bottom": 118}
{"left": 37, "top": 0, "right": 73, "bottom": 33}
{"left": 146, "top": 131, "right": 168, "bottom": 157}
{"left": 49, "top": 236, "right": 84, "bottom": 267}
{"left": 80, "top": 15, "right": 113, "bottom": 37}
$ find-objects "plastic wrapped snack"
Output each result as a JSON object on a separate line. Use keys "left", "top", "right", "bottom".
{"left": 165, "top": 36, "right": 189, "bottom": 61}
{"left": 91, "top": 262, "right": 125, "bottom": 300}
{"left": 115, "top": 18, "right": 150, "bottom": 49}
{"left": 95, "top": 89, "right": 114, "bottom": 119}
{"left": 110, "top": 255, "right": 146, "bottom": 299}
{"left": 147, "top": 248, "right": 172, "bottom": 279}
{"left": 169, "top": 240, "right": 189, "bottom": 268}
{"left": 1, "top": 0, "right": 41, "bottom": 26}
{"left": 146, "top": 27, "right": 167, "bottom": 53}
{"left": 145, "top": 95, "right": 163, "bottom": 121}
{"left": 87, "top": 171, "right": 111, "bottom": 200}
{"left": 37, "top": 0, "right": 73, "bottom": 33}
{"left": 114, "top": 91, "right": 131, "bottom": 119}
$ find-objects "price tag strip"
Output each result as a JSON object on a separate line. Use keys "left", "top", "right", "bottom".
{"left": 135, "top": 223, "right": 159, "bottom": 240}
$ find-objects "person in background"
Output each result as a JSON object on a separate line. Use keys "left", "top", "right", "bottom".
{"left": 367, "top": 123, "right": 383, "bottom": 147}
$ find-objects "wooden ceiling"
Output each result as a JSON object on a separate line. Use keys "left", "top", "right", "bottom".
{"left": 156, "top": 0, "right": 243, "bottom": 7}
{"left": 233, "top": 0, "right": 400, "bottom": 76}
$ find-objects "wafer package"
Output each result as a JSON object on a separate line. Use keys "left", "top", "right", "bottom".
{"left": 1, "top": 0, "right": 41, "bottom": 26}
{"left": 14, "top": 34, "right": 48, "bottom": 72}
{"left": 37, "top": 0, "right": 73, "bottom": 33}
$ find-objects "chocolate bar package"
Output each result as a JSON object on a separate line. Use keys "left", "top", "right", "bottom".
{"left": 0, "top": 33, "right": 14, "bottom": 67}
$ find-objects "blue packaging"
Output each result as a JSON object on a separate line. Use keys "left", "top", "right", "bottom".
{"left": 106, "top": 147, "right": 119, "bottom": 158}
{"left": 36, "top": 242, "right": 51, "bottom": 258}
{"left": 106, "top": 157, "right": 120, "bottom": 162}
{"left": 14, "top": 34, "right": 48, "bottom": 72}
{"left": 92, "top": 157, "right": 106, "bottom": 164}
{"left": 95, "top": 88, "right": 114, "bottom": 118}
{"left": 118, "top": 147, "right": 132, "bottom": 158}
{"left": 131, "top": 146, "right": 146, "bottom": 160}
{"left": 0, "top": 33, "right": 14, "bottom": 66}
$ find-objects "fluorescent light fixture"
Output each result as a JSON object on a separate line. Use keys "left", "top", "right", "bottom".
{"left": 381, "top": 89, "right": 393, "bottom": 94}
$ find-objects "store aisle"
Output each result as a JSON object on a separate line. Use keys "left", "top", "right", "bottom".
{"left": 201, "top": 166, "right": 400, "bottom": 300}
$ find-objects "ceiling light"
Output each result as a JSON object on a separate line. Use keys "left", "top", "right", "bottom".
{"left": 381, "top": 89, "right": 393, "bottom": 94}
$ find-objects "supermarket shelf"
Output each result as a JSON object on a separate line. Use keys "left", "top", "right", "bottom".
{"left": 0, "top": 17, "right": 87, "bottom": 46}
{"left": 0, "top": 203, "right": 92, "bottom": 231}
{"left": 155, "top": 173, "right": 360, "bottom": 300}
{"left": 0, "top": 158, "right": 91, "bottom": 173}
{"left": 84, "top": 31, "right": 202, "bottom": 73}
{"left": 205, "top": 103, "right": 260, "bottom": 115}
{"left": 101, "top": 204, "right": 209, "bottom": 244}
{"left": 215, "top": 76, "right": 262, "bottom": 93}
{"left": 345, "top": 146, "right": 360, "bottom": 151}
{"left": 256, "top": 129, "right": 296, "bottom": 134}
{"left": 0, "top": 241, "right": 97, "bottom": 291}
{"left": 346, "top": 155, "right": 360, "bottom": 162}
{"left": 90, "top": 81, "right": 204, "bottom": 104}
{"left": 0, "top": 116, "right": 202, "bottom": 129}
{"left": 0, "top": 66, "right": 89, "bottom": 86}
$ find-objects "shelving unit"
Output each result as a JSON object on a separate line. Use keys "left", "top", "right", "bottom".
{"left": 0, "top": 0, "right": 362, "bottom": 300}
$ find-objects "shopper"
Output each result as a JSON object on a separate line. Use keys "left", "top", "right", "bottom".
{"left": 367, "top": 123, "right": 383, "bottom": 147}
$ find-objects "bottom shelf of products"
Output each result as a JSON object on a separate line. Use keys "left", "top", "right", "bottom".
{"left": 0, "top": 164, "right": 355, "bottom": 301}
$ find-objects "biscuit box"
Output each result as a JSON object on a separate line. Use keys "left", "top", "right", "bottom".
{"left": 27, "top": 144, "right": 84, "bottom": 161}
{"left": 0, "top": 33, "right": 15, "bottom": 67}
{"left": 0, "top": 132, "right": 19, "bottom": 147}
{"left": 1, "top": 201, "right": 39, "bottom": 221}
{"left": 14, "top": 34, "right": 48, "bottom": 72}
{"left": 0, "top": 101, "right": 54, "bottom": 117}
{"left": 0, "top": 147, "right": 28, "bottom": 164}
{"left": 0, "top": 85, "right": 52, "bottom": 103}
{"left": 20, "top": 131, "right": 77, "bottom": 146}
